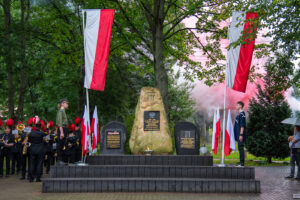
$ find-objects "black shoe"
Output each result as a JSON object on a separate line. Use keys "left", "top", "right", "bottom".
{"left": 295, "top": 177, "right": 300, "bottom": 180}
{"left": 5, "top": 175, "right": 9, "bottom": 178}
{"left": 285, "top": 175, "right": 294, "bottom": 179}
{"left": 36, "top": 178, "right": 41, "bottom": 182}
{"left": 0, "top": 175, "right": 3, "bottom": 178}
{"left": 20, "top": 177, "right": 25, "bottom": 180}
{"left": 29, "top": 178, "right": 34, "bottom": 182}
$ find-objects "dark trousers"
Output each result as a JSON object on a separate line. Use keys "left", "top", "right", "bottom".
{"left": 289, "top": 150, "right": 296, "bottom": 176}
{"left": 238, "top": 141, "right": 245, "bottom": 164}
{"left": 0, "top": 151, "right": 11, "bottom": 176}
{"left": 21, "top": 153, "right": 31, "bottom": 178}
{"left": 11, "top": 152, "right": 21, "bottom": 174}
{"left": 75, "top": 148, "right": 82, "bottom": 162}
{"left": 29, "top": 153, "right": 43, "bottom": 179}
{"left": 56, "top": 128, "right": 69, "bottom": 163}
{"left": 64, "top": 149, "right": 76, "bottom": 164}
{"left": 44, "top": 151, "right": 53, "bottom": 173}
{"left": 292, "top": 148, "right": 300, "bottom": 178}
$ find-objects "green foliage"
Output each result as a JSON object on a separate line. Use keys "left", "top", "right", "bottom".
{"left": 246, "top": 57, "right": 294, "bottom": 162}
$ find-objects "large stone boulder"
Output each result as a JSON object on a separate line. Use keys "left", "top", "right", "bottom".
{"left": 129, "top": 87, "right": 173, "bottom": 154}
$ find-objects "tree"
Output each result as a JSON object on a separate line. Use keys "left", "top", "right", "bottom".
{"left": 246, "top": 54, "right": 294, "bottom": 163}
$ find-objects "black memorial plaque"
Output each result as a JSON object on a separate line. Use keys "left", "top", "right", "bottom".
{"left": 175, "top": 122, "right": 200, "bottom": 155}
{"left": 100, "top": 121, "right": 127, "bottom": 154}
{"left": 144, "top": 111, "right": 160, "bottom": 131}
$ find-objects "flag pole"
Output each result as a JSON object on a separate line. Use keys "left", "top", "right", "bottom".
{"left": 220, "top": 64, "right": 228, "bottom": 167}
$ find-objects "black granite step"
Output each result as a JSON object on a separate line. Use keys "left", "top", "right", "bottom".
{"left": 42, "top": 177, "right": 260, "bottom": 193}
{"left": 86, "top": 155, "right": 213, "bottom": 166}
{"left": 50, "top": 165, "right": 255, "bottom": 180}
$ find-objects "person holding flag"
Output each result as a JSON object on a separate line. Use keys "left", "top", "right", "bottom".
{"left": 234, "top": 101, "right": 246, "bottom": 167}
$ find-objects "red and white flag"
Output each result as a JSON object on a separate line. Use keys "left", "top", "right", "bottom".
{"left": 91, "top": 106, "right": 99, "bottom": 153}
{"left": 212, "top": 108, "right": 221, "bottom": 155}
{"left": 84, "top": 9, "right": 114, "bottom": 91}
{"left": 224, "top": 110, "right": 236, "bottom": 156}
{"left": 81, "top": 105, "right": 90, "bottom": 155}
{"left": 226, "top": 11, "right": 258, "bottom": 93}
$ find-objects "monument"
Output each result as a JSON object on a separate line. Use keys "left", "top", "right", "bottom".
{"left": 99, "top": 121, "right": 126, "bottom": 154}
{"left": 174, "top": 122, "right": 200, "bottom": 155}
{"left": 129, "top": 87, "right": 173, "bottom": 154}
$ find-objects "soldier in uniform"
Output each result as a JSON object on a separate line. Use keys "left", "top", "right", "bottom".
{"left": 234, "top": 101, "right": 247, "bottom": 167}
{"left": 64, "top": 124, "right": 77, "bottom": 164}
{"left": 11, "top": 122, "right": 23, "bottom": 175}
{"left": 28, "top": 116, "right": 46, "bottom": 182}
{"left": 20, "top": 118, "right": 33, "bottom": 180}
{"left": 0, "top": 119, "right": 14, "bottom": 177}
{"left": 56, "top": 99, "right": 69, "bottom": 165}
{"left": 74, "top": 117, "right": 82, "bottom": 162}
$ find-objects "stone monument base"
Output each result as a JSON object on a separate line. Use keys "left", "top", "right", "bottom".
{"left": 42, "top": 155, "right": 260, "bottom": 193}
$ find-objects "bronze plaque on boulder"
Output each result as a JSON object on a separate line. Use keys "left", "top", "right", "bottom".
{"left": 106, "top": 131, "right": 121, "bottom": 149}
{"left": 144, "top": 111, "right": 160, "bottom": 131}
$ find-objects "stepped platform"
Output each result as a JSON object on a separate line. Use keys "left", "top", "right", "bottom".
{"left": 42, "top": 155, "right": 260, "bottom": 193}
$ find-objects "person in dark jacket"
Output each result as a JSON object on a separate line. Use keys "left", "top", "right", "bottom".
{"left": 20, "top": 118, "right": 33, "bottom": 180}
{"left": 74, "top": 117, "right": 82, "bottom": 162}
{"left": 63, "top": 124, "right": 77, "bottom": 164}
{"left": 0, "top": 119, "right": 14, "bottom": 177}
{"left": 234, "top": 101, "right": 247, "bottom": 167}
{"left": 44, "top": 122, "right": 54, "bottom": 174}
{"left": 28, "top": 116, "right": 46, "bottom": 182}
{"left": 11, "top": 129, "right": 22, "bottom": 175}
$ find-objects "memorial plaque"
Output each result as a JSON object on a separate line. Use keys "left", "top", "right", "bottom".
{"left": 180, "top": 130, "right": 195, "bottom": 149}
{"left": 175, "top": 122, "right": 200, "bottom": 155}
{"left": 144, "top": 111, "right": 160, "bottom": 131}
{"left": 106, "top": 131, "right": 121, "bottom": 149}
{"left": 100, "top": 121, "right": 127, "bottom": 154}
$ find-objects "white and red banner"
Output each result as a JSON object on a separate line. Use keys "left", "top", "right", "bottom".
{"left": 224, "top": 110, "right": 236, "bottom": 156}
{"left": 226, "top": 11, "right": 258, "bottom": 93}
{"left": 84, "top": 9, "right": 114, "bottom": 91}
{"left": 81, "top": 105, "right": 90, "bottom": 155}
{"left": 212, "top": 108, "right": 221, "bottom": 155}
{"left": 91, "top": 106, "right": 99, "bottom": 153}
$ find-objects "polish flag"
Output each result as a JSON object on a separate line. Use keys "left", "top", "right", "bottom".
{"left": 84, "top": 9, "right": 114, "bottom": 91}
{"left": 224, "top": 110, "right": 236, "bottom": 156}
{"left": 226, "top": 11, "right": 258, "bottom": 93}
{"left": 212, "top": 108, "right": 221, "bottom": 155}
{"left": 81, "top": 105, "right": 90, "bottom": 155}
{"left": 91, "top": 106, "right": 99, "bottom": 153}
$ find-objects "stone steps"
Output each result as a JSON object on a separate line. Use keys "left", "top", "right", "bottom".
{"left": 86, "top": 155, "right": 213, "bottom": 166}
{"left": 42, "top": 177, "right": 260, "bottom": 193}
{"left": 50, "top": 165, "right": 255, "bottom": 180}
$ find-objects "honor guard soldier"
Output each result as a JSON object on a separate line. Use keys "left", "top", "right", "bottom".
{"left": 56, "top": 99, "right": 69, "bottom": 165}
{"left": 0, "top": 119, "right": 14, "bottom": 177}
{"left": 64, "top": 124, "right": 77, "bottom": 163}
{"left": 11, "top": 121, "right": 23, "bottom": 175}
{"left": 74, "top": 117, "right": 82, "bottom": 162}
{"left": 28, "top": 116, "right": 46, "bottom": 182}
{"left": 44, "top": 121, "right": 54, "bottom": 174}
{"left": 20, "top": 118, "right": 33, "bottom": 180}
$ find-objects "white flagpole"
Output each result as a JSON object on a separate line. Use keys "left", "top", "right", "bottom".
{"left": 220, "top": 67, "right": 227, "bottom": 166}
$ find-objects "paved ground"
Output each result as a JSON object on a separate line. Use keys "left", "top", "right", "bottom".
{"left": 0, "top": 166, "right": 299, "bottom": 200}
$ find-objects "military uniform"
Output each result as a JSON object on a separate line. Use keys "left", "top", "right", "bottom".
{"left": 28, "top": 129, "right": 46, "bottom": 182}
{"left": 63, "top": 134, "right": 77, "bottom": 163}
{"left": 11, "top": 133, "right": 22, "bottom": 174}
{"left": 20, "top": 131, "right": 31, "bottom": 179}
{"left": 43, "top": 131, "right": 54, "bottom": 174}
{"left": 0, "top": 133, "right": 14, "bottom": 177}
{"left": 234, "top": 111, "right": 247, "bottom": 166}
{"left": 56, "top": 108, "right": 69, "bottom": 164}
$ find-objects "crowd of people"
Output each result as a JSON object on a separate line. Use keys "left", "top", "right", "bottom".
{"left": 0, "top": 99, "right": 82, "bottom": 182}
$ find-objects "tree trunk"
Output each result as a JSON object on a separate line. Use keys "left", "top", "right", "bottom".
{"left": 3, "top": 0, "right": 14, "bottom": 119}
{"left": 267, "top": 156, "right": 272, "bottom": 163}
{"left": 16, "top": 0, "right": 30, "bottom": 121}
{"left": 153, "top": 0, "right": 169, "bottom": 116}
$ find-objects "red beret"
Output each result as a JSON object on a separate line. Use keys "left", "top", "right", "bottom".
{"left": 70, "top": 124, "right": 75, "bottom": 132}
{"left": 5, "top": 118, "right": 14, "bottom": 127}
{"left": 31, "top": 126, "right": 36, "bottom": 131}
{"left": 40, "top": 120, "right": 45, "bottom": 129}
{"left": 18, "top": 121, "right": 22, "bottom": 125}
{"left": 0, "top": 119, "right": 2, "bottom": 127}
{"left": 75, "top": 117, "right": 82, "bottom": 125}
{"left": 47, "top": 121, "right": 54, "bottom": 128}
{"left": 27, "top": 118, "right": 33, "bottom": 125}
